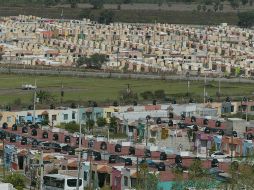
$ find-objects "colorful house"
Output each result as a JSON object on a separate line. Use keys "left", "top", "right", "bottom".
{"left": 221, "top": 136, "right": 243, "bottom": 157}
{"left": 103, "top": 106, "right": 119, "bottom": 123}
{"left": 0, "top": 111, "right": 16, "bottom": 128}
{"left": 80, "top": 107, "right": 104, "bottom": 124}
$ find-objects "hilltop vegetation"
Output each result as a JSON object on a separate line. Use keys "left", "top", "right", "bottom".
{"left": 0, "top": 0, "right": 253, "bottom": 7}
{"left": 0, "top": 0, "right": 253, "bottom": 27}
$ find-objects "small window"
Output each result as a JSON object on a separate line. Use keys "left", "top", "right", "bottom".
{"left": 84, "top": 171, "right": 88, "bottom": 181}
{"left": 82, "top": 113, "right": 86, "bottom": 120}
{"left": 124, "top": 176, "right": 128, "bottom": 186}
{"left": 72, "top": 112, "right": 76, "bottom": 120}
{"left": 67, "top": 179, "right": 82, "bottom": 187}
{"left": 251, "top": 106, "right": 254, "bottom": 111}
{"left": 7, "top": 116, "right": 12, "bottom": 123}
{"left": 231, "top": 105, "right": 234, "bottom": 112}
{"left": 52, "top": 115, "right": 57, "bottom": 121}
{"left": 96, "top": 113, "right": 101, "bottom": 119}
{"left": 64, "top": 114, "right": 68, "bottom": 120}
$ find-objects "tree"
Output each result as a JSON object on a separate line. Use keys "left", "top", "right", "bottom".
{"left": 202, "top": 5, "right": 207, "bottom": 11}
{"left": 229, "top": 0, "right": 240, "bottom": 9}
{"left": 241, "top": 0, "right": 249, "bottom": 5}
{"left": 76, "top": 56, "right": 88, "bottom": 67}
{"left": 69, "top": 0, "right": 78, "bottom": 8}
{"left": 187, "top": 128, "right": 193, "bottom": 142}
{"left": 76, "top": 54, "right": 107, "bottom": 69}
{"left": 189, "top": 158, "right": 204, "bottom": 179}
{"left": 70, "top": 102, "right": 77, "bottom": 108}
{"left": 96, "top": 117, "right": 107, "bottom": 127}
{"left": 238, "top": 11, "right": 254, "bottom": 28}
{"left": 154, "top": 89, "right": 166, "bottom": 99}
{"left": 3, "top": 173, "right": 26, "bottom": 190}
{"left": 86, "top": 119, "right": 95, "bottom": 133}
{"left": 197, "top": 4, "right": 202, "bottom": 11}
{"left": 119, "top": 89, "right": 138, "bottom": 104}
{"left": 213, "top": 3, "right": 219, "bottom": 11}
{"left": 147, "top": 172, "right": 159, "bottom": 190}
{"left": 44, "top": 0, "right": 57, "bottom": 7}
{"left": 157, "top": 0, "right": 163, "bottom": 6}
{"left": 36, "top": 90, "right": 55, "bottom": 104}
{"left": 235, "top": 66, "right": 241, "bottom": 76}
{"left": 140, "top": 91, "right": 154, "bottom": 100}
{"left": 89, "top": 0, "right": 104, "bottom": 9}
{"left": 123, "top": 0, "right": 132, "bottom": 3}
{"left": 225, "top": 154, "right": 254, "bottom": 189}
{"left": 219, "top": 3, "right": 224, "bottom": 11}
{"left": 62, "top": 121, "right": 80, "bottom": 133}
{"left": 98, "top": 10, "right": 115, "bottom": 25}
{"left": 109, "top": 116, "right": 117, "bottom": 133}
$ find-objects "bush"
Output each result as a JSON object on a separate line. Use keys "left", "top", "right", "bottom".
{"left": 140, "top": 91, "right": 154, "bottom": 100}
{"left": 238, "top": 11, "right": 254, "bottom": 28}
{"left": 3, "top": 173, "right": 25, "bottom": 190}
{"left": 154, "top": 89, "right": 166, "bottom": 99}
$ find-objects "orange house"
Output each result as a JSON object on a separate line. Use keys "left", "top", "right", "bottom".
{"left": 221, "top": 136, "right": 243, "bottom": 157}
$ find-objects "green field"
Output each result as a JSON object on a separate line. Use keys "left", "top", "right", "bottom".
{"left": 0, "top": 74, "right": 253, "bottom": 108}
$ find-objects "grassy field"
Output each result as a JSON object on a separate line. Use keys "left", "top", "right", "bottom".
{"left": 0, "top": 74, "right": 253, "bottom": 108}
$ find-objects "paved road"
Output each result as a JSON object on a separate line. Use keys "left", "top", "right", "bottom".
{"left": 0, "top": 67, "right": 253, "bottom": 84}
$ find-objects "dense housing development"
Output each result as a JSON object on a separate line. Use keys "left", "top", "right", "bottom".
{"left": 0, "top": 15, "right": 254, "bottom": 77}
{"left": 1, "top": 12, "right": 254, "bottom": 190}
{"left": 0, "top": 99, "right": 254, "bottom": 189}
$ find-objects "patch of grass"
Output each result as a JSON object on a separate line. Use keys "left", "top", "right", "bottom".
{"left": 0, "top": 74, "right": 253, "bottom": 107}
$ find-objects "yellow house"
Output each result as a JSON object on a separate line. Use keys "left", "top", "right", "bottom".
{"left": 103, "top": 106, "right": 119, "bottom": 123}
{"left": 0, "top": 111, "right": 16, "bottom": 128}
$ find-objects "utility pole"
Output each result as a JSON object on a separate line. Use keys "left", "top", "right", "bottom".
{"left": 2, "top": 139, "right": 5, "bottom": 178}
{"left": 203, "top": 74, "right": 206, "bottom": 104}
{"left": 88, "top": 150, "right": 92, "bottom": 190}
{"left": 145, "top": 116, "right": 150, "bottom": 147}
{"left": 39, "top": 149, "right": 43, "bottom": 190}
{"left": 246, "top": 98, "right": 248, "bottom": 122}
{"left": 33, "top": 80, "right": 37, "bottom": 125}
{"left": 218, "top": 77, "right": 221, "bottom": 95}
{"left": 136, "top": 156, "right": 139, "bottom": 190}
{"left": 8, "top": 51, "right": 11, "bottom": 74}
{"left": 76, "top": 105, "right": 82, "bottom": 190}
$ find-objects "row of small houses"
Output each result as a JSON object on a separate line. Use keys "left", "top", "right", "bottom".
{"left": 3, "top": 127, "right": 250, "bottom": 189}
{"left": 1, "top": 112, "right": 254, "bottom": 165}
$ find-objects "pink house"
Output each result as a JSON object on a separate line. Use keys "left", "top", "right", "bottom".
{"left": 111, "top": 167, "right": 122, "bottom": 190}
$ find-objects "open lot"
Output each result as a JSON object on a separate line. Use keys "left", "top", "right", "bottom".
{"left": 0, "top": 74, "right": 253, "bottom": 107}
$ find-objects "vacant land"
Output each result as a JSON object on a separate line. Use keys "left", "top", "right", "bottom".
{"left": 0, "top": 74, "right": 253, "bottom": 108}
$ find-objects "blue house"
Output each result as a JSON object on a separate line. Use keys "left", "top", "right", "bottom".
{"left": 4, "top": 145, "right": 17, "bottom": 170}
{"left": 242, "top": 140, "right": 254, "bottom": 156}
{"left": 213, "top": 135, "right": 222, "bottom": 151}
{"left": 80, "top": 107, "right": 103, "bottom": 124}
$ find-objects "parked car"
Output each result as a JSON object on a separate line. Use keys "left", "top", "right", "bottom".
{"left": 211, "top": 151, "right": 230, "bottom": 160}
